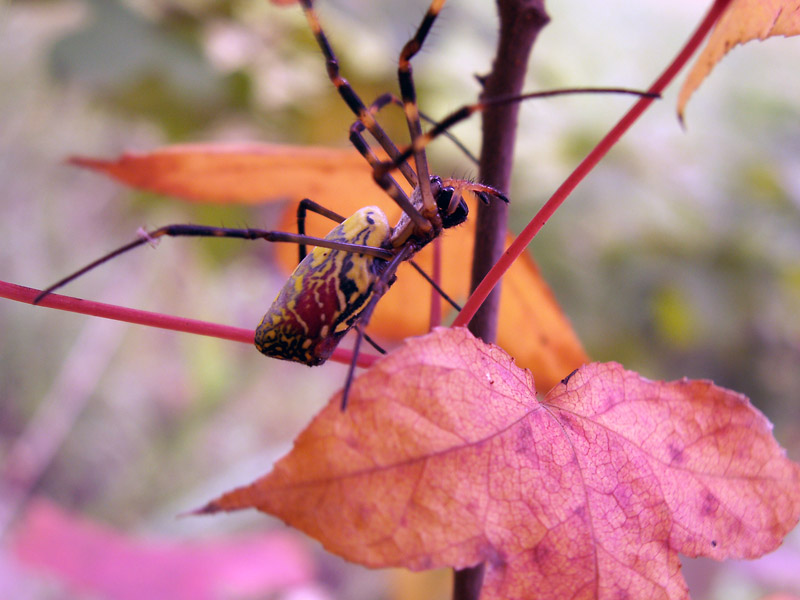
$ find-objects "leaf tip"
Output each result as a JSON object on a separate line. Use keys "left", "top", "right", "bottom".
{"left": 676, "top": 109, "right": 687, "bottom": 130}
{"left": 182, "top": 500, "right": 225, "bottom": 517}
{"left": 67, "top": 155, "right": 110, "bottom": 171}
{"left": 560, "top": 368, "right": 579, "bottom": 387}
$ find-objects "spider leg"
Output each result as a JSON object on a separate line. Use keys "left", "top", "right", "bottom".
{"left": 341, "top": 244, "right": 414, "bottom": 410}
{"left": 297, "top": 0, "right": 418, "bottom": 190}
{"left": 407, "top": 261, "right": 461, "bottom": 312}
{"left": 377, "top": 87, "right": 659, "bottom": 184}
{"left": 397, "top": 0, "right": 447, "bottom": 219}
{"left": 362, "top": 333, "right": 387, "bottom": 356}
{"left": 419, "top": 115, "right": 479, "bottom": 166}
{"left": 33, "top": 224, "right": 392, "bottom": 304}
{"left": 296, "top": 198, "right": 346, "bottom": 262}
{"left": 362, "top": 92, "right": 479, "bottom": 164}
{"left": 349, "top": 103, "right": 429, "bottom": 232}
{"left": 355, "top": 92, "right": 477, "bottom": 163}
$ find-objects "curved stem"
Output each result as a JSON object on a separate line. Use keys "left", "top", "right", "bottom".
{"left": 0, "top": 280, "right": 378, "bottom": 368}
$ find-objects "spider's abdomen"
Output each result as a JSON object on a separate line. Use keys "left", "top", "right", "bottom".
{"left": 255, "top": 206, "right": 391, "bottom": 365}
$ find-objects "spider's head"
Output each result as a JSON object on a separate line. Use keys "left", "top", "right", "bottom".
{"left": 389, "top": 175, "right": 506, "bottom": 252}
{"left": 435, "top": 181, "right": 468, "bottom": 229}
{"left": 435, "top": 177, "right": 509, "bottom": 230}
{"left": 415, "top": 175, "right": 468, "bottom": 231}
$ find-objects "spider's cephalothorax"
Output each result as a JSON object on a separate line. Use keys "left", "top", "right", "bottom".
{"left": 387, "top": 175, "right": 467, "bottom": 252}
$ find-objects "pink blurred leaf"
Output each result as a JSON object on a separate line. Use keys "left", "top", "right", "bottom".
{"left": 12, "top": 498, "right": 315, "bottom": 600}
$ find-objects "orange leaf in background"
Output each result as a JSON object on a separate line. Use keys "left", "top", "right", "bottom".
{"left": 70, "top": 143, "right": 384, "bottom": 207}
{"left": 497, "top": 250, "right": 587, "bottom": 389}
{"left": 678, "top": 0, "right": 800, "bottom": 117}
{"left": 201, "top": 328, "right": 800, "bottom": 600}
{"left": 73, "top": 143, "right": 587, "bottom": 391}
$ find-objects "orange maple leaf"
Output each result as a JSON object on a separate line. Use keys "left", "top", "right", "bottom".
{"left": 200, "top": 327, "right": 800, "bottom": 600}
{"left": 68, "top": 144, "right": 374, "bottom": 206}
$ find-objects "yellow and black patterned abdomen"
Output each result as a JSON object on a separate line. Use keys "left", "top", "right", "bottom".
{"left": 254, "top": 207, "right": 391, "bottom": 365}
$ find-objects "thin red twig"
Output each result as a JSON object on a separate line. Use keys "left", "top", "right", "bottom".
{"left": 0, "top": 280, "right": 378, "bottom": 368}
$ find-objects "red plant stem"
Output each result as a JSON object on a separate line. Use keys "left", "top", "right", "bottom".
{"left": 453, "top": 0, "right": 735, "bottom": 329}
{"left": 0, "top": 280, "right": 377, "bottom": 368}
{"left": 429, "top": 237, "right": 443, "bottom": 328}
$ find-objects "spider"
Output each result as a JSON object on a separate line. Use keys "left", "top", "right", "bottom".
{"left": 35, "top": 0, "right": 509, "bottom": 407}
{"left": 34, "top": 0, "right": 653, "bottom": 407}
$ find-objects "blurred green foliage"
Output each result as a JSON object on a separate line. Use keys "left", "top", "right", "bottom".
{"left": 49, "top": 0, "right": 241, "bottom": 137}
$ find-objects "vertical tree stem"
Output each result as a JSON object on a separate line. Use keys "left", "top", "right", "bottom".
{"left": 468, "top": 0, "right": 549, "bottom": 344}
{"left": 458, "top": 1, "right": 549, "bottom": 599}
{"left": 453, "top": 562, "right": 486, "bottom": 600}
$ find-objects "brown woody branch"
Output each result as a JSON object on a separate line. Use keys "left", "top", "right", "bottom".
{"left": 457, "top": 1, "right": 549, "bottom": 599}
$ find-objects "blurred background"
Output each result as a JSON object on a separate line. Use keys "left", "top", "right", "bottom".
{"left": 1, "top": 0, "right": 799, "bottom": 598}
